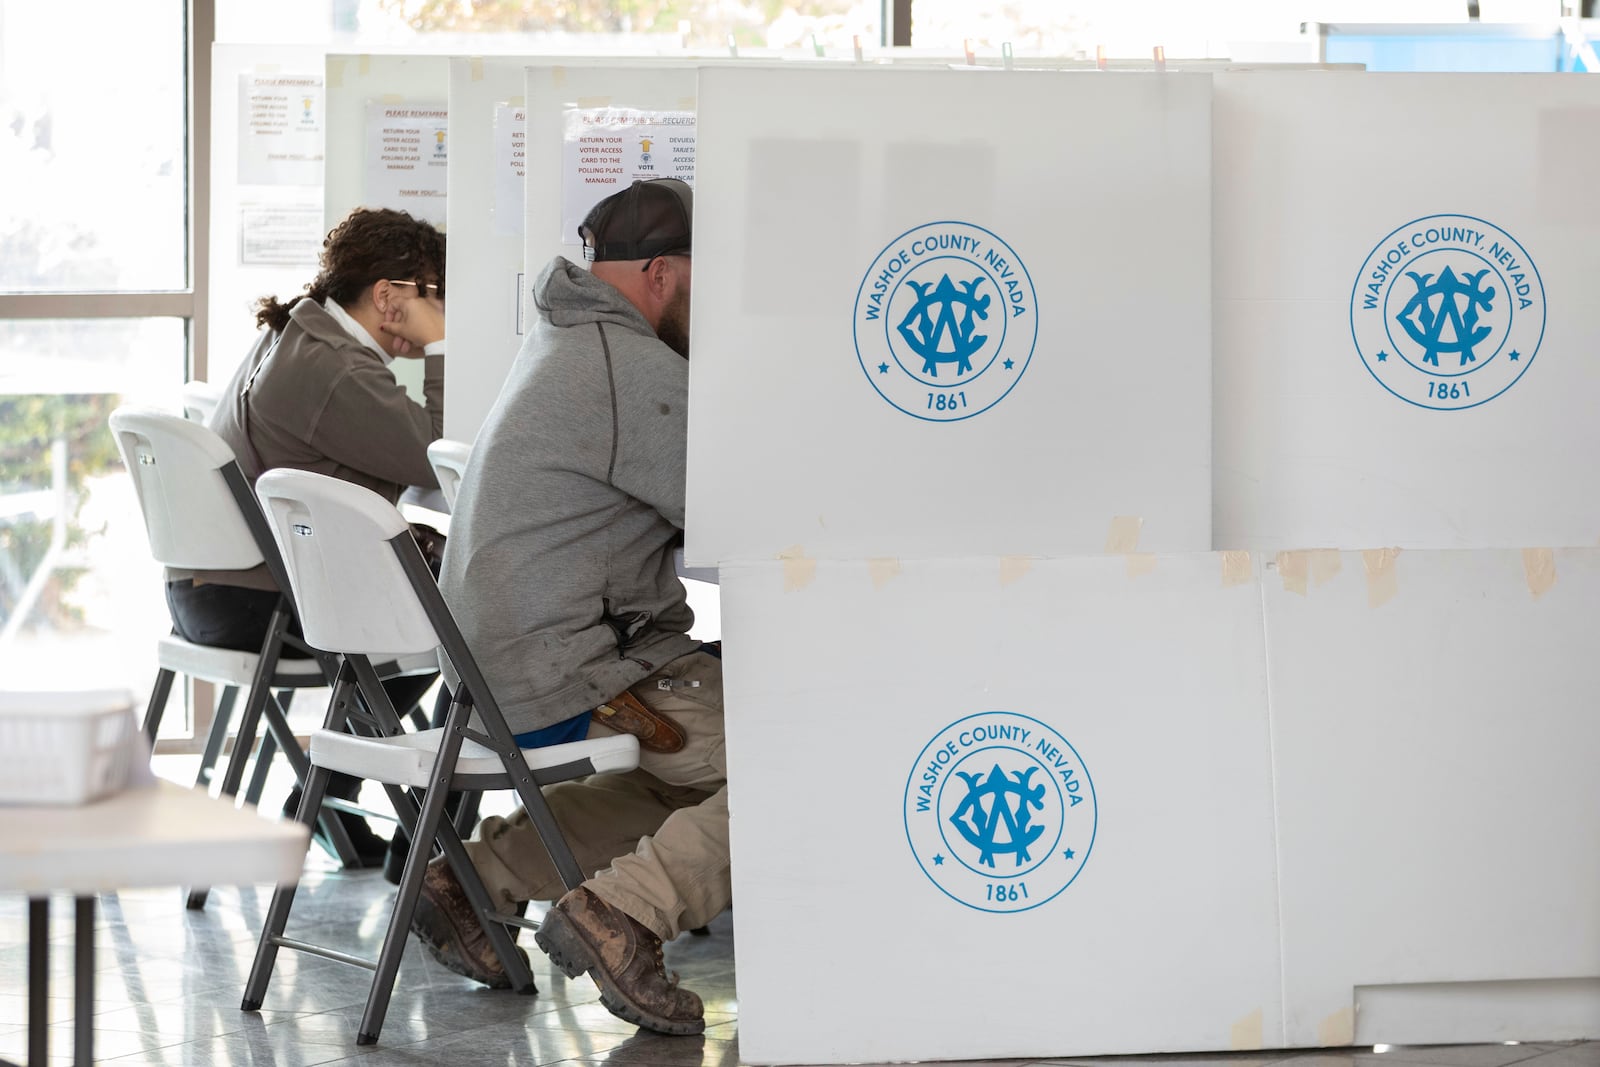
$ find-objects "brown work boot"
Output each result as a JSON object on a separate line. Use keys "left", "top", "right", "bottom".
{"left": 534, "top": 886, "right": 704, "bottom": 1035}
{"left": 409, "top": 856, "right": 531, "bottom": 991}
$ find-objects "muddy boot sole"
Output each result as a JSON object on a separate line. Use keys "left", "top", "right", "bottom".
{"left": 535, "top": 908, "right": 705, "bottom": 1036}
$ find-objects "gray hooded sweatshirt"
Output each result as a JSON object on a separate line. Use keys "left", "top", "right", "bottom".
{"left": 438, "top": 256, "right": 698, "bottom": 735}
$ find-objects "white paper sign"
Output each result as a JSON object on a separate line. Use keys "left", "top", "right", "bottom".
{"left": 364, "top": 102, "right": 448, "bottom": 226}
{"left": 561, "top": 107, "right": 696, "bottom": 245}
{"left": 493, "top": 103, "right": 527, "bottom": 239}
{"left": 238, "top": 74, "right": 325, "bottom": 186}
{"left": 239, "top": 201, "right": 322, "bottom": 266}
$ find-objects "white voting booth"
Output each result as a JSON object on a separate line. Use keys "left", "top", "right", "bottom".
{"left": 443, "top": 55, "right": 538, "bottom": 441}
{"left": 209, "top": 45, "right": 328, "bottom": 383}
{"left": 447, "top": 55, "right": 698, "bottom": 439}
{"left": 686, "top": 66, "right": 1215, "bottom": 564}
{"left": 683, "top": 66, "right": 1600, "bottom": 1063}
{"left": 1213, "top": 71, "right": 1600, "bottom": 552}
{"left": 323, "top": 53, "right": 450, "bottom": 404}
{"left": 354, "top": 47, "right": 1600, "bottom": 1063}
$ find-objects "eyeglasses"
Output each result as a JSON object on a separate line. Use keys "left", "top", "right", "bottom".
{"left": 639, "top": 251, "right": 691, "bottom": 273}
{"left": 386, "top": 279, "right": 443, "bottom": 299}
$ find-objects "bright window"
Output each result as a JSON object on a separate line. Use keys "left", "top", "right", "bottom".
{"left": 0, "top": 0, "right": 187, "bottom": 292}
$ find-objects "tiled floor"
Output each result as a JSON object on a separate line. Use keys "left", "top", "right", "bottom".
{"left": 3, "top": 875, "right": 1597, "bottom": 1067}
{"left": 4, "top": 757, "right": 1599, "bottom": 1067}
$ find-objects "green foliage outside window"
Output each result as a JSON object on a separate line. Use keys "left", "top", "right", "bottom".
{"left": 0, "top": 393, "right": 122, "bottom": 629}
{"left": 377, "top": 0, "right": 865, "bottom": 47}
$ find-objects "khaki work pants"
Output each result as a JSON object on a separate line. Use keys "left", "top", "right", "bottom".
{"left": 463, "top": 649, "right": 729, "bottom": 942}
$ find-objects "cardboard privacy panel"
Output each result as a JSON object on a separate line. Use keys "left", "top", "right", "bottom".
{"left": 1263, "top": 547, "right": 1600, "bottom": 1046}
{"left": 686, "top": 67, "right": 1213, "bottom": 567}
{"left": 719, "top": 554, "right": 1281, "bottom": 1063}
{"left": 1214, "top": 72, "right": 1600, "bottom": 552}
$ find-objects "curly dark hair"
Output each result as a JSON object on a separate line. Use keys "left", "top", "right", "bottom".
{"left": 254, "top": 207, "right": 446, "bottom": 331}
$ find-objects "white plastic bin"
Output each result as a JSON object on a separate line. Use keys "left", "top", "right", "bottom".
{"left": 0, "top": 689, "right": 139, "bottom": 805}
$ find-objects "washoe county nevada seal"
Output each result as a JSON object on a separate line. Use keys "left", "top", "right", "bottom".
{"left": 854, "top": 221, "right": 1038, "bottom": 422}
{"left": 1350, "top": 213, "right": 1545, "bottom": 411}
{"left": 903, "top": 711, "right": 1096, "bottom": 914}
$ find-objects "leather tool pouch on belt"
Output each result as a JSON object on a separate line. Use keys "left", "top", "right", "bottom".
{"left": 594, "top": 689, "right": 686, "bottom": 754}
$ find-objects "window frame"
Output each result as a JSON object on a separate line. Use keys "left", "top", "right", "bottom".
{"left": 0, "top": 0, "right": 217, "bottom": 754}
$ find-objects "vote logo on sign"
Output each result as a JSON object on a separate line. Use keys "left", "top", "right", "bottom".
{"left": 1349, "top": 213, "right": 1545, "bottom": 411}
{"left": 854, "top": 221, "right": 1039, "bottom": 422}
{"left": 903, "top": 711, "right": 1097, "bottom": 913}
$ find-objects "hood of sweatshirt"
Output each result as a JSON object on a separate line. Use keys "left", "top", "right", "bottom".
{"left": 533, "top": 255, "right": 657, "bottom": 336}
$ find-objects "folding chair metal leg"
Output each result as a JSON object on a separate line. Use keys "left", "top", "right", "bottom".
{"left": 432, "top": 804, "right": 534, "bottom": 992}
{"left": 142, "top": 667, "right": 176, "bottom": 743}
{"left": 452, "top": 791, "right": 482, "bottom": 837}
{"left": 243, "top": 690, "right": 295, "bottom": 808}
{"left": 241, "top": 760, "right": 336, "bottom": 1013}
{"left": 355, "top": 696, "right": 535, "bottom": 1046}
{"left": 192, "top": 603, "right": 291, "bottom": 910}
{"left": 243, "top": 732, "right": 277, "bottom": 807}
{"left": 195, "top": 686, "right": 238, "bottom": 790}
{"left": 215, "top": 606, "right": 289, "bottom": 801}
{"left": 260, "top": 695, "right": 360, "bottom": 866}
{"left": 356, "top": 720, "right": 462, "bottom": 1044}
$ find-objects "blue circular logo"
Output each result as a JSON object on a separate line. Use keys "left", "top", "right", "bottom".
{"left": 1350, "top": 214, "right": 1545, "bottom": 411}
{"left": 854, "top": 221, "right": 1038, "bottom": 422}
{"left": 902, "top": 711, "right": 1096, "bottom": 913}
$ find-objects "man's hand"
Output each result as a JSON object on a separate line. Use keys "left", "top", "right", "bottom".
{"left": 380, "top": 295, "right": 445, "bottom": 357}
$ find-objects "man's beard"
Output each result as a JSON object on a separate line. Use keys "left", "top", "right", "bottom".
{"left": 657, "top": 288, "right": 691, "bottom": 360}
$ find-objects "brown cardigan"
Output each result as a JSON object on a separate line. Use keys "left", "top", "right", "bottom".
{"left": 171, "top": 298, "right": 444, "bottom": 591}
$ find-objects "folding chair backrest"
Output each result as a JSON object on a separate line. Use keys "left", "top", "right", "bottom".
{"left": 109, "top": 405, "right": 265, "bottom": 572}
{"left": 255, "top": 469, "right": 440, "bottom": 656}
{"left": 180, "top": 379, "right": 225, "bottom": 424}
{"left": 426, "top": 439, "right": 471, "bottom": 512}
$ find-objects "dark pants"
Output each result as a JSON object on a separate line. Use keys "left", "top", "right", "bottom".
{"left": 166, "top": 578, "right": 439, "bottom": 714}
{"left": 166, "top": 579, "right": 440, "bottom": 837}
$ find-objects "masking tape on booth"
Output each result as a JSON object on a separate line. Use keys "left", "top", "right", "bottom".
{"left": 1230, "top": 1008, "right": 1263, "bottom": 1051}
{"left": 679, "top": 96, "right": 697, "bottom": 110}
{"left": 550, "top": 66, "right": 567, "bottom": 88}
{"left": 327, "top": 58, "right": 346, "bottom": 89}
{"left": 1318, "top": 1006, "right": 1355, "bottom": 1046}
{"left": 359, "top": 55, "right": 371, "bottom": 77}
{"left": 777, "top": 545, "right": 816, "bottom": 592}
{"left": 1523, "top": 547, "right": 1556, "bottom": 599}
{"left": 1310, "top": 548, "right": 1342, "bottom": 587}
{"left": 1362, "top": 548, "right": 1401, "bottom": 609}
{"left": 1125, "top": 553, "right": 1157, "bottom": 579}
{"left": 469, "top": 57, "right": 484, "bottom": 82}
{"left": 999, "top": 555, "right": 1032, "bottom": 587}
{"left": 1276, "top": 551, "right": 1309, "bottom": 596}
{"left": 1104, "top": 515, "right": 1142, "bottom": 554}
{"left": 380, "top": 93, "right": 406, "bottom": 104}
{"left": 578, "top": 95, "right": 612, "bottom": 108}
{"left": 867, "top": 557, "right": 901, "bottom": 590}
{"left": 1221, "top": 550, "right": 1252, "bottom": 588}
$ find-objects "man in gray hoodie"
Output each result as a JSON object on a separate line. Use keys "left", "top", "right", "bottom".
{"left": 411, "top": 179, "right": 722, "bottom": 1036}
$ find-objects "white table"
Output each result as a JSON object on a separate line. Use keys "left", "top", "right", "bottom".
{"left": 0, "top": 781, "right": 308, "bottom": 1067}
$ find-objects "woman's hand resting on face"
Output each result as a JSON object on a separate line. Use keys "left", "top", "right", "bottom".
{"left": 379, "top": 294, "right": 445, "bottom": 357}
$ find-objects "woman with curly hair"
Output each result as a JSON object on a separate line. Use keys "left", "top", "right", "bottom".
{"left": 165, "top": 207, "right": 448, "bottom": 870}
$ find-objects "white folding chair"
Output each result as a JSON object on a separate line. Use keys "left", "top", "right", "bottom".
{"left": 179, "top": 378, "right": 225, "bottom": 424}
{"left": 425, "top": 438, "right": 471, "bottom": 512}
{"left": 243, "top": 468, "right": 638, "bottom": 1046}
{"left": 109, "top": 407, "right": 431, "bottom": 898}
